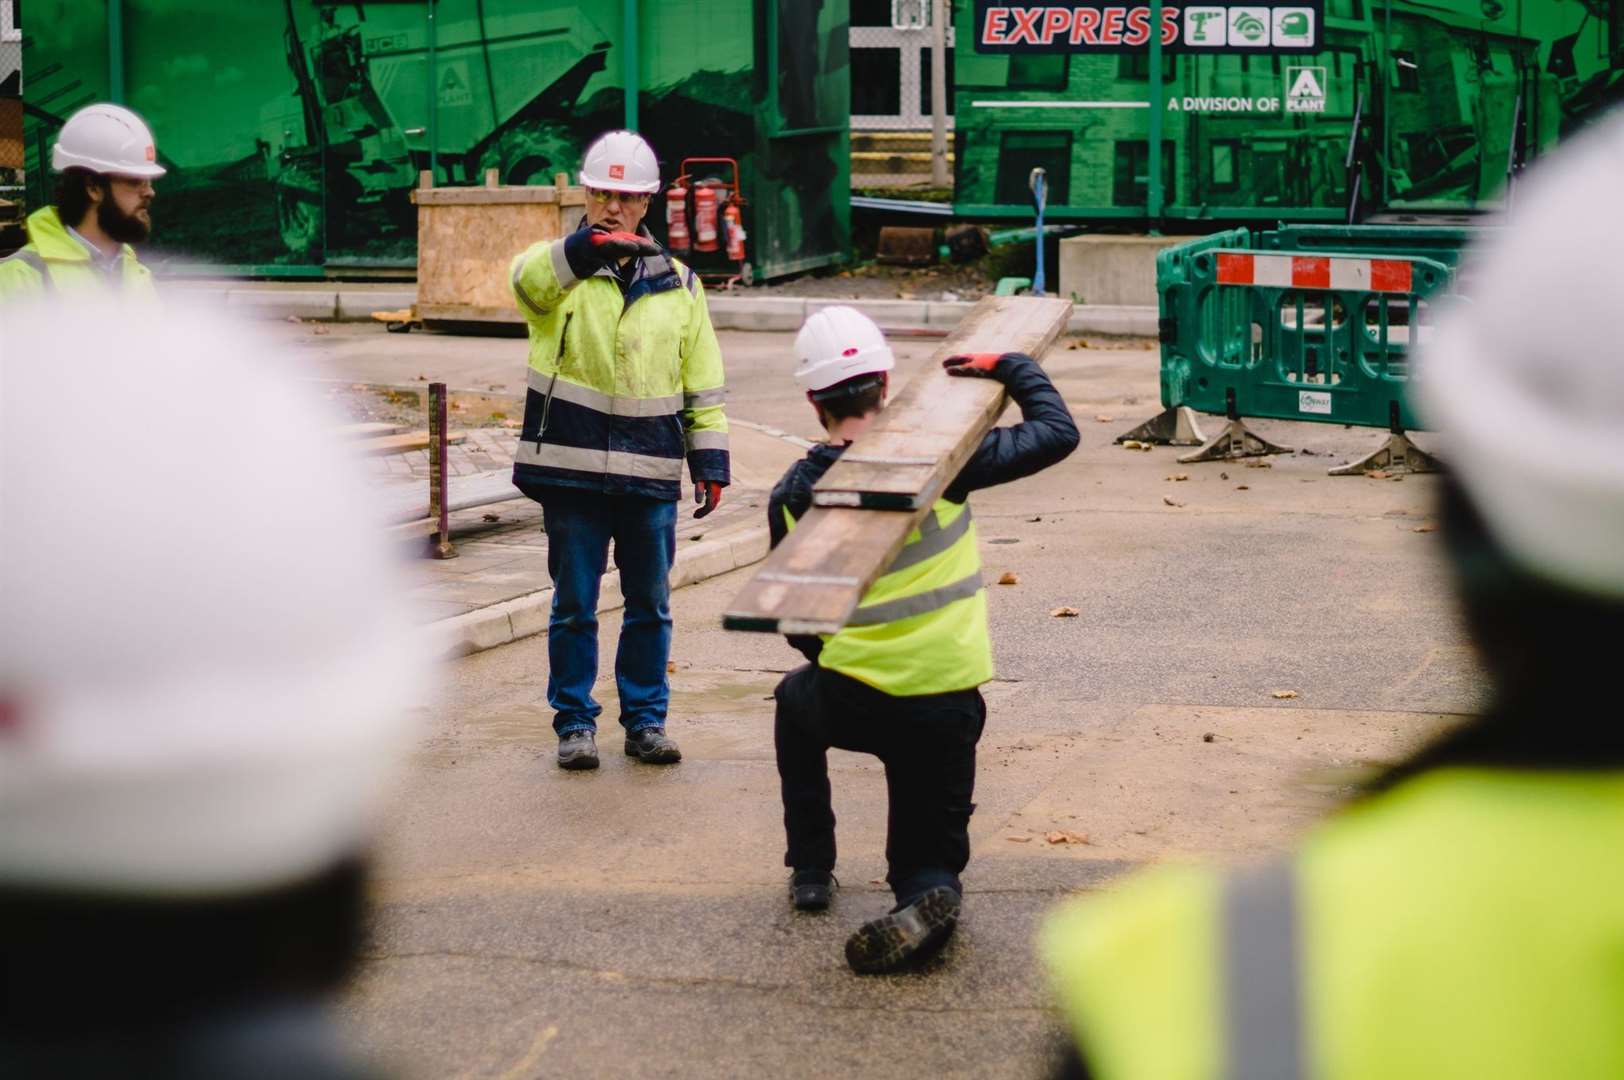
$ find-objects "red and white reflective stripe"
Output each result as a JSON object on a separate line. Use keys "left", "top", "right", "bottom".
{"left": 1215, "top": 252, "right": 1413, "bottom": 293}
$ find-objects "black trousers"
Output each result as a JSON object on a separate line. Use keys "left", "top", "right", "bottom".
{"left": 773, "top": 664, "right": 986, "bottom": 903}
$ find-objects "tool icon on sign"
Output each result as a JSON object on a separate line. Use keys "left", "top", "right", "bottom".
{"left": 1184, "top": 6, "right": 1227, "bottom": 44}
{"left": 1232, "top": 10, "right": 1268, "bottom": 42}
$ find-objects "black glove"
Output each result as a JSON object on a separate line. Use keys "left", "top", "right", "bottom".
{"left": 942, "top": 351, "right": 1027, "bottom": 383}
{"left": 562, "top": 226, "right": 660, "bottom": 279}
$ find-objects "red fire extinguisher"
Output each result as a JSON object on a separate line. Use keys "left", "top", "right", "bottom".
{"left": 693, "top": 183, "right": 720, "bottom": 253}
{"left": 665, "top": 182, "right": 689, "bottom": 252}
{"left": 724, "top": 202, "right": 746, "bottom": 263}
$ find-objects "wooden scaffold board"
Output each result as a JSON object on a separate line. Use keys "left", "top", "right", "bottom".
{"left": 723, "top": 295, "right": 1072, "bottom": 634}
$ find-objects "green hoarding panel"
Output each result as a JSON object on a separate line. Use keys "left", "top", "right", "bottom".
{"left": 953, "top": 0, "right": 1621, "bottom": 223}
{"left": 22, "top": 0, "right": 849, "bottom": 279}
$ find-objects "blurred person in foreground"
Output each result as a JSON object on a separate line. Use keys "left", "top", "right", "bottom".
{"left": 0, "top": 302, "right": 429, "bottom": 1077}
{"left": 0, "top": 103, "right": 163, "bottom": 300}
{"left": 1040, "top": 115, "right": 1624, "bottom": 1078}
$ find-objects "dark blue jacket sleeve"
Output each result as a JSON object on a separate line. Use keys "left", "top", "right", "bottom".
{"left": 944, "top": 352, "right": 1080, "bottom": 501}
{"left": 767, "top": 460, "right": 825, "bottom": 663}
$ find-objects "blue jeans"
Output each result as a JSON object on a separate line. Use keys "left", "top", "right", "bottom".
{"left": 539, "top": 488, "right": 677, "bottom": 737}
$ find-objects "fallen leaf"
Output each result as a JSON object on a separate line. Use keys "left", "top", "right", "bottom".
{"left": 1050, "top": 606, "right": 1081, "bottom": 618}
{"left": 1299, "top": 447, "right": 1319, "bottom": 456}
{"left": 870, "top": 878, "right": 885, "bottom": 885}
{"left": 501, "top": 418, "right": 521, "bottom": 428}
{"left": 666, "top": 661, "right": 678, "bottom": 673}
{"left": 1271, "top": 689, "right": 1299, "bottom": 700}
{"left": 416, "top": 374, "right": 428, "bottom": 382}
{"left": 997, "top": 571, "right": 1020, "bottom": 586}
{"left": 1202, "top": 732, "right": 1217, "bottom": 743}
{"left": 1246, "top": 459, "right": 1274, "bottom": 469}
{"left": 1220, "top": 471, "right": 1229, "bottom": 480}
{"left": 1236, "top": 484, "right": 1250, "bottom": 491}
{"left": 481, "top": 513, "right": 502, "bottom": 523}
{"left": 1026, "top": 515, "right": 1043, "bottom": 523}
{"left": 1388, "top": 475, "right": 1405, "bottom": 482}
{"left": 1121, "top": 439, "right": 1147, "bottom": 450}
{"left": 1163, "top": 496, "right": 1184, "bottom": 507}
{"left": 1412, "top": 523, "right": 1437, "bottom": 533}
{"left": 1165, "top": 473, "right": 1189, "bottom": 482}
{"left": 1367, "top": 470, "right": 1391, "bottom": 479}
{"left": 1006, "top": 836, "right": 1033, "bottom": 844}
{"left": 1045, "top": 829, "right": 1090, "bottom": 845}
{"left": 1094, "top": 414, "right": 1114, "bottom": 423}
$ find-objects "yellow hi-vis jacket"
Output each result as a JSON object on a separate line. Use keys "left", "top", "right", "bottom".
{"left": 1041, "top": 768, "right": 1624, "bottom": 1080}
{"left": 508, "top": 226, "right": 728, "bottom": 502}
{"left": 781, "top": 496, "right": 993, "bottom": 696}
{"left": 0, "top": 207, "right": 157, "bottom": 301}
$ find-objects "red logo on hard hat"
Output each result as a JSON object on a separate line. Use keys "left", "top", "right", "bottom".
{"left": 145, "top": 145, "right": 155, "bottom": 161}
{"left": 842, "top": 347, "right": 860, "bottom": 357}
{"left": 609, "top": 164, "right": 625, "bottom": 179}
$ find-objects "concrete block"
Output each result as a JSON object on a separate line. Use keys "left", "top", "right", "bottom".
{"left": 706, "top": 296, "right": 806, "bottom": 332}
{"left": 1058, "top": 234, "right": 1204, "bottom": 307}
{"left": 226, "top": 288, "right": 338, "bottom": 321}
{"left": 925, "top": 300, "right": 975, "bottom": 327}
{"left": 1068, "top": 305, "right": 1159, "bottom": 338}
{"left": 727, "top": 528, "right": 771, "bottom": 569}
{"left": 504, "top": 589, "right": 554, "bottom": 642}
{"left": 807, "top": 297, "right": 929, "bottom": 330}
{"left": 671, "top": 538, "right": 736, "bottom": 590}
{"left": 424, "top": 606, "right": 513, "bottom": 659}
{"left": 337, "top": 288, "right": 417, "bottom": 321}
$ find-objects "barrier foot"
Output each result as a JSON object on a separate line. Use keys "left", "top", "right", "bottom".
{"left": 1176, "top": 418, "right": 1293, "bottom": 464}
{"left": 1115, "top": 406, "right": 1208, "bottom": 447}
{"left": 1328, "top": 431, "right": 1441, "bottom": 476}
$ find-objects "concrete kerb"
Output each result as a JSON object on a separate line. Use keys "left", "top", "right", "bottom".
{"left": 419, "top": 523, "right": 771, "bottom": 660}
{"left": 168, "top": 283, "right": 1158, "bottom": 337}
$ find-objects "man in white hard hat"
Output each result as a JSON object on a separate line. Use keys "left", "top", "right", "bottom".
{"left": 509, "top": 129, "right": 730, "bottom": 771}
{"left": 0, "top": 303, "right": 427, "bottom": 1075}
{"left": 769, "top": 306, "right": 1079, "bottom": 974}
{"left": 0, "top": 103, "right": 163, "bottom": 299}
{"left": 1041, "top": 114, "right": 1624, "bottom": 1080}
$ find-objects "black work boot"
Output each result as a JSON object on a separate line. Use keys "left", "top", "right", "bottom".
{"left": 844, "top": 886, "right": 961, "bottom": 975}
{"left": 789, "top": 870, "right": 836, "bottom": 912}
{"left": 624, "top": 727, "right": 682, "bottom": 764}
{"left": 556, "top": 730, "right": 599, "bottom": 770}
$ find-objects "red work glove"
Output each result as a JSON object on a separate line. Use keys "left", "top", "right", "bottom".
{"left": 562, "top": 226, "right": 661, "bottom": 277}
{"left": 943, "top": 352, "right": 1010, "bottom": 380}
{"left": 694, "top": 481, "right": 724, "bottom": 519}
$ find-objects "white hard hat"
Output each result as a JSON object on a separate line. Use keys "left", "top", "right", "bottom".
{"left": 1414, "top": 113, "right": 1624, "bottom": 600}
{"left": 0, "top": 301, "right": 430, "bottom": 896}
{"left": 52, "top": 103, "right": 167, "bottom": 179}
{"left": 794, "top": 305, "right": 897, "bottom": 394}
{"left": 579, "top": 129, "right": 660, "bottom": 193}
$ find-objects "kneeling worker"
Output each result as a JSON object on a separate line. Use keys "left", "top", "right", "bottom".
{"left": 769, "top": 306, "right": 1079, "bottom": 974}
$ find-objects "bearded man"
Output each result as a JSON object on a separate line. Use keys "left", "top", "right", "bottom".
{"left": 0, "top": 104, "right": 163, "bottom": 300}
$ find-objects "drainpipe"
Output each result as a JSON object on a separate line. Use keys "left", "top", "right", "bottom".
{"left": 624, "top": 0, "right": 639, "bottom": 130}
{"left": 107, "top": 0, "right": 125, "bottom": 103}
{"left": 427, "top": 0, "right": 438, "bottom": 181}
{"left": 1147, "top": 0, "right": 1164, "bottom": 231}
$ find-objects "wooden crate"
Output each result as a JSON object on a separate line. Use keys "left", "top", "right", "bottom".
{"left": 412, "top": 169, "right": 586, "bottom": 325}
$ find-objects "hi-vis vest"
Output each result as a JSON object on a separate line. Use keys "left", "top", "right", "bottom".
{"left": 0, "top": 207, "right": 157, "bottom": 301}
{"left": 1041, "top": 768, "right": 1624, "bottom": 1080}
{"left": 508, "top": 228, "right": 728, "bottom": 502}
{"left": 787, "top": 497, "right": 993, "bottom": 696}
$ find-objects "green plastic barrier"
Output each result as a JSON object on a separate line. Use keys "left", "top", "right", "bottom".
{"left": 1156, "top": 228, "right": 1456, "bottom": 433}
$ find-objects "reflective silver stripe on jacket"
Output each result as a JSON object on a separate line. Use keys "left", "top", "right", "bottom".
{"left": 526, "top": 368, "right": 682, "bottom": 417}
{"left": 685, "top": 429, "right": 729, "bottom": 451}
{"left": 0, "top": 249, "right": 52, "bottom": 292}
{"left": 1223, "top": 860, "right": 1303, "bottom": 1080}
{"left": 514, "top": 440, "right": 685, "bottom": 482}
{"left": 847, "top": 571, "right": 983, "bottom": 627}
{"left": 887, "top": 506, "right": 974, "bottom": 575}
{"left": 513, "top": 254, "right": 548, "bottom": 316}
{"left": 684, "top": 387, "right": 727, "bottom": 409}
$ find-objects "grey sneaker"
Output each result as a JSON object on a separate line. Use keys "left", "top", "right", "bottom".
{"left": 556, "top": 730, "right": 599, "bottom": 770}
{"left": 624, "top": 727, "right": 681, "bottom": 764}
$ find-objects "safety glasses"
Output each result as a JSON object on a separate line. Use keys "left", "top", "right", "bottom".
{"left": 586, "top": 188, "right": 651, "bottom": 207}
